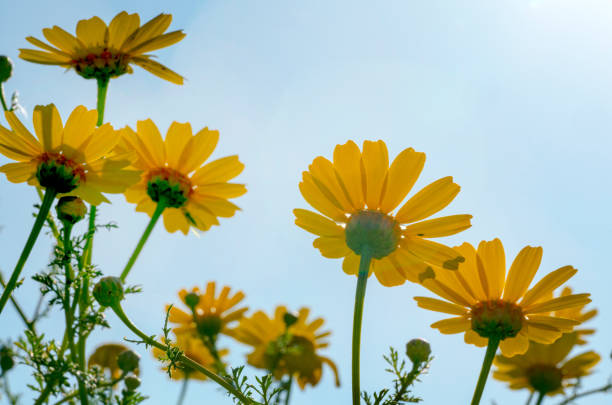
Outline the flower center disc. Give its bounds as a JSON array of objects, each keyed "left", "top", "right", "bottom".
[
  {"left": 345, "top": 210, "right": 401, "bottom": 259},
  {"left": 471, "top": 300, "right": 523, "bottom": 340},
  {"left": 72, "top": 50, "right": 130, "bottom": 80},
  {"left": 146, "top": 168, "right": 192, "bottom": 208},
  {"left": 526, "top": 364, "right": 563, "bottom": 394},
  {"left": 36, "top": 152, "right": 85, "bottom": 193}
]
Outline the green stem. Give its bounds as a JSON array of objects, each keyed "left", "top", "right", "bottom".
[
  {"left": 0, "top": 271, "right": 36, "bottom": 333},
  {"left": 176, "top": 375, "right": 189, "bottom": 405},
  {"left": 0, "top": 188, "right": 57, "bottom": 315},
  {"left": 0, "top": 83, "right": 9, "bottom": 112},
  {"left": 284, "top": 376, "right": 293, "bottom": 405},
  {"left": 34, "top": 380, "right": 56, "bottom": 405},
  {"left": 36, "top": 187, "right": 61, "bottom": 243},
  {"left": 526, "top": 391, "right": 534, "bottom": 405},
  {"left": 351, "top": 252, "right": 372, "bottom": 405},
  {"left": 111, "top": 303, "right": 258, "bottom": 405},
  {"left": 95, "top": 77, "right": 109, "bottom": 126},
  {"left": 557, "top": 383, "right": 612, "bottom": 405},
  {"left": 120, "top": 202, "right": 166, "bottom": 282},
  {"left": 535, "top": 391, "right": 545, "bottom": 405},
  {"left": 470, "top": 337, "right": 500, "bottom": 405}
]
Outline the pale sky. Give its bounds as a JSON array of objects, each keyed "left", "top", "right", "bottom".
[{"left": 1, "top": 1, "right": 611, "bottom": 404}]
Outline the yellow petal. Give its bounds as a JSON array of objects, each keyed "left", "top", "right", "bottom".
[
  {"left": 313, "top": 236, "right": 351, "bottom": 258},
  {"left": 309, "top": 156, "right": 353, "bottom": 212},
  {"left": 342, "top": 252, "right": 362, "bottom": 275},
  {"left": 453, "top": 242, "right": 487, "bottom": 301},
  {"left": 379, "top": 147, "right": 425, "bottom": 213},
  {"left": 524, "top": 294, "right": 591, "bottom": 315},
  {"left": 464, "top": 330, "right": 488, "bottom": 347},
  {"left": 477, "top": 238, "right": 506, "bottom": 300},
  {"left": 80, "top": 124, "right": 118, "bottom": 163},
  {"left": 422, "top": 278, "right": 472, "bottom": 307},
  {"left": 177, "top": 127, "right": 218, "bottom": 173},
  {"left": 333, "top": 140, "right": 365, "bottom": 210},
  {"left": 4, "top": 111, "right": 42, "bottom": 156},
  {"left": 196, "top": 183, "right": 246, "bottom": 199},
  {"left": 388, "top": 248, "right": 431, "bottom": 283},
  {"left": 123, "top": 13, "right": 172, "bottom": 50},
  {"left": 18, "top": 49, "right": 70, "bottom": 65},
  {"left": 33, "top": 104, "right": 62, "bottom": 152},
  {"left": 401, "top": 237, "right": 464, "bottom": 270},
  {"left": 42, "top": 26, "right": 82, "bottom": 53},
  {"left": 164, "top": 122, "right": 192, "bottom": 168},
  {"left": 108, "top": 12, "right": 140, "bottom": 49},
  {"left": 25, "top": 36, "right": 72, "bottom": 57},
  {"left": 561, "top": 352, "right": 601, "bottom": 377},
  {"left": 503, "top": 246, "right": 543, "bottom": 303},
  {"left": 299, "top": 172, "right": 347, "bottom": 222},
  {"left": 403, "top": 214, "right": 472, "bottom": 238},
  {"left": 191, "top": 156, "right": 244, "bottom": 184},
  {"left": 0, "top": 162, "right": 37, "bottom": 183},
  {"left": 520, "top": 266, "right": 577, "bottom": 308},
  {"left": 72, "top": 183, "right": 109, "bottom": 205},
  {"left": 414, "top": 297, "right": 468, "bottom": 316},
  {"left": 371, "top": 256, "right": 406, "bottom": 287},
  {"left": 525, "top": 323, "right": 562, "bottom": 344},
  {"left": 0, "top": 127, "right": 38, "bottom": 161},
  {"left": 76, "top": 16, "right": 108, "bottom": 48},
  {"left": 132, "top": 57, "right": 184, "bottom": 85},
  {"left": 395, "top": 176, "right": 460, "bottom": 224},
  {"left": 526, "top": 316, "right": 578, "bottom": 332},
  {"left": 62, "top": 106, "right": 98, "bottom": 154},
  {"left": 128, "top": 30, "right": 186, "bottom": 54},
  {"left": 293, "top": 208, "right": 344, "bottom": 237},
  {"left": 190, "top": 195, "right": 240, "bottom": 218},
  {"left": 187, "top": 204, "right": 220, "bottom": 231},
  {"left": 430, "top": 317, "right": 470, "bottom": 334},
  {"left": 136, "top": 119, "right": 166, "bottom": 167},
  {"left": 361, "top": 140, "right": 388, "bottom": 209},
  {"left": 499, "top": 334, "right": 529, "bottom": 357},
  {"left": 162, "top": 208, "right": 190, "bottom": 234}
]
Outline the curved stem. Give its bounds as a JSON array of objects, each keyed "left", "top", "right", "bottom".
[
  {"left": 535, "top": 391, "right": 545, "bottom": 405},
  {"left": 111, "top": 303, "right": 258, "bottom": 405},
  {"left": 470, "top": 337, "right": 500, "bottom": 405},
  {"left": 351, "top": 253, "right": 372, "bottom": 405},
  {"left": 95, "top": 77, "right": 109, "bottom": 126},
  {"left": 0, "top": 188, "right": 57, "bottom": 315},
  {"left": 0, "top": 83, "right": 9, "bottom": 112},
  {"left": 176, "top": 375, "right": 190, "bottom": 405},
  {"left": 120, "top": 202, "right": 166, "bottom": 282},
  {"left": 557, "top": 383, "right": 612, "bottom": 405}
]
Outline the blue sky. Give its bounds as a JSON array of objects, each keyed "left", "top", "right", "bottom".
[{"left": 1, "top": 0, "right": 611, "bottom": 404}]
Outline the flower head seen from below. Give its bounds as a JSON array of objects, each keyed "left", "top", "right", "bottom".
[
  {"left": 19, "top": 12, "right": 185, "bottom": 84},
  {"left": 88, "top": 343, "right": 131, "bottom": 380},
  {"left": 493, "top": 332, "right": 601, "bottom": 396},
  {"left": 152, "top": 332, "right": 227, "bottom": 381},
  {"left": 294, "top": 140, "right": 472, "bottom": 286},
  {"left": 167, "top": 281, "right": 248, "bottom": 338},
  {"left": 0, "top": 104, "right": 139, "bottom": 204},
  {"left": 414, "top": 239, "right": 592, "bottom": 356},
  {"left": 230, "top": 306, "right": 340, "bottom": 389},
  {"left": 120, "top": 120, "right": 246, "bottom": 234}
]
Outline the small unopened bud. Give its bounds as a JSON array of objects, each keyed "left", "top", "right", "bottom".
[
  {"left": 124, "top": 375, "right": 141, "bottom": 391},
  {"left": 406, "top": 338, "right": 431, "bottom": 365},
  {"left": 117, "top": 350, "right": 140, "bottom": 373},
  {"left": 0, "top": 56, "right": 13, "bottom": 83},
  {"left": 283, "top": 311, "right": 298, "bottom": 328},
  {"left": 56, "top": 196, "right": 87, "bottom": 225},
  {"left": 0, "top": 346, "right": 14, "bottom": 373},
  {"left": 184, "top": 292, "right": 200, "bottom": 309},
  {"left": 93, "top": 276, "right": 124, "bottom": 307}
]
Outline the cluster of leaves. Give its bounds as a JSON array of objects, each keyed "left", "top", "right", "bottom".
[{"left": 225, "top": 366, "right": 283, "bottom": 405}]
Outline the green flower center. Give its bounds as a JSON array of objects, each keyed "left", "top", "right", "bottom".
[
  {"left": 526, "top": 364, "right": 563, "bottom": 394},
  {"left": 72, "top": 50, "right": 130, "bottom": 81},
  {"left": 36, "top": 153, "right": 84, "bottom": 193},
  {"left": 146, "top": 168, "right": 192, "bottom": 208},
  {"left": 345, "top": 210, "right": 401, "bottom": 259},
  {"left": 471, "top": 300, "right": 523, "bottom": 340},
  {"left": 196, "top": 315, "right": 223, "bottom": 337}
]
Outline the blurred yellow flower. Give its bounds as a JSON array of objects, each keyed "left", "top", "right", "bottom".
[
  {"left": 88, "top": 343, "right": 129, "bottom": 379},
  {"left": 119, "top": 120, "right": 246, "bottom": 234},
  {"left": 294, "top": 140, "right": 471, "bottom": 286},
  {"left": 553, "top": 287, "right": 597, "bottom": 345},
  {"left": 493, "top": 332, "right": 600, "bottom": 396},
  {"left": 414, "top": 239, "right": 591, "bottom": 356},
  {"left": 167, "top": 281, "right": 248, "bottom": 337},
  {"left": 231, "top": 306, "right": 340, "bottom": 389},
  {"left": 0, "top": 104, "right": 139, "bottom": 204},
  {"left": 19, "top": 12, "right": 185, "bottom": 84},
  {"left": 152, "top": 333, "right": 227, "bottom": 381}
]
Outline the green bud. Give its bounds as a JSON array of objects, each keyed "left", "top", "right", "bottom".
[
  {"left": 93, "top": 276, "right": 124, "bottom": 307},
  {"left": 0, "top": 346, "right": 14, "bottom": 373},
  {"left": 117, "top": 350, "right": 140, "bottom": 373},
  {"left": 56, "top": 196, "right": 87, "bottom": 225},
  {"left": 184, "top": 292, "right": 200, "bottom": 309},
  {"left": 283, "top": 311, "right": 298, "bottom": 328},
  {"left": 124, "top": 375, "right": 141, "bottom": 391},
  {"left": 406, "top": 338, "right": 431, "bottom": 365},
  {"left": 0, "top": 56, "right": 13, "bottom": 83}
]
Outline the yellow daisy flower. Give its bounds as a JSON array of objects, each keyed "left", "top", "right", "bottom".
[
  {"left": 19, "top": 12, "right": 185, "bottom": 84},
  {"left": 230, "top": 306, "right": 340, "bottom": 389},
  {"left": 294, "top": 140, "right": 472, "bottom": 287},
  {"left": 414, "top": 239, "right": 591, "bottom": 357},
  {"left": 88, "top": 343, "right": 131, "bottom": 380},
  {"left": 167, "top": 281, "right": 248, "bottom": 337},
  {"left": 0, "top": 104, "right": 139, "bottom": 204},
  {"left": 493, "top": 332, "right": 601, "bottom": 397},
  {"left": 120, "top": 119, "right": 246, "bottom": 234},
  {"left": 152, "top": 332, "right": 227, "bottom": 381}
]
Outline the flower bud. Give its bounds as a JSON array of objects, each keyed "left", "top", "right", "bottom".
[
  {"left": 406, "top": 338, "right": 431, "bottom": 365},
  {"left": 283, "top": 311, "right": 298, "bottom": 328},
  {"left": 93, "top": 277, "right": 124, "bottom": 307},
  {"left": 56, "top": 196, "right": 87, "bottom": 225},
  {"left": 184, "top": 292, "right": 200, "bottom": 309},
  {"left": 124, "top": 375, "right": 141, "bottom": 391},
  {"left": 0, "top": 56, "right": 13, "bottom": 83},
  {"left": 0, "top": 345, "right": 14, "bottom": 373},
  {"left": 117, "top": 350, "right": 140, "bottom": 373}
]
